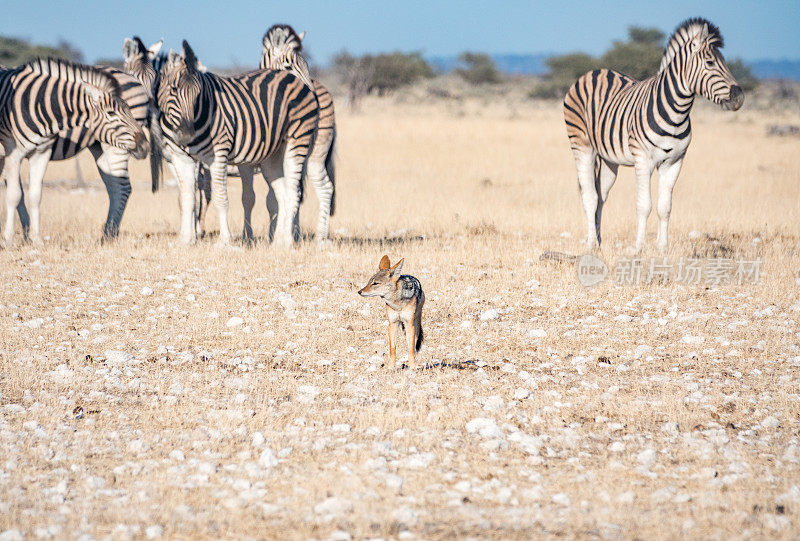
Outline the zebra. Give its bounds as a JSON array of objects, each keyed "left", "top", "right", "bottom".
[
  {"left": 123, "top": 36, "right": 218, "bottom": 238},
  {"left": 0, "top": 58, "right": 147, "bottom": 246},
  {"left": 3, "top": 59, "right": 155, "bottom": 242},
  {"left": 563, "top": 18, "right": 743, "bottom": 253},
  {"left": 155, "top": 40, "right": 320, "bottom": 246},
  {"left": 259, "top": 24, "right": 337, "bottom": 243}
]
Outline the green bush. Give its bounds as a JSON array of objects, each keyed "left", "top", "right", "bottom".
[
  {"left": 600, "top": 26, "right": 664, "bottom": 80},
  {"left": 455, "top": 52, "right": 501, "bottom": 85},
  {"left": 531, "top": 52, "right": 597, "bottom": 99},
  {"left": 727, "top": 58, "right": 758, "bottom": 92},
  {"left": 367, "top": 52, "right": 434, "bottom": 94},
  {"left": 0, "top": 36, "right": 70, "bottom": 67}
]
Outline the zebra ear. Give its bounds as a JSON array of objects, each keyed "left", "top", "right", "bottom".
[
  {"left": 182, "top": 40, "right": 198, "bottom": 72},
  {"left": 167, "top": 50, "right": 180, "bottom": 66},
  {"left": 298, "top": 31, "right": 306, "bottom": 41},
  {"left": 690, "top": 24, "right": 708, "bottom": 53},
  {"left": 122, "top": 39, "right": 138, "bottom": 61},
  {"left": 148, "top": 39, "right": 164, "bottom": 59}
]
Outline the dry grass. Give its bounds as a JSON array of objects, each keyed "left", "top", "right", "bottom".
[{"left": 1, "top": 96, "right": 799, "bottom": 540}]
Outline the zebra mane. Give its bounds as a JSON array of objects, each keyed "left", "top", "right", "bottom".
[
  {"left": 24, "top": 57, "right": 121, "bottom": 97},
  {"left": 263, "top": 24, "right": 303, "bottom": 52},
  {"left": 659, "top": 18, "right": 724, "bottom": 73}
]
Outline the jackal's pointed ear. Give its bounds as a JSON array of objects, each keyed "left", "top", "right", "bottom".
[
  {"left": 390, "top": 258, "right": 404, "bottom": 277},
  {"left": 378, "top": 255, "right": 391, "bottom": 270}
]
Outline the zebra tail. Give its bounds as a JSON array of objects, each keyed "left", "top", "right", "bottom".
[
  {"left": 298, "top": 94, "right": 321, "bottom": 206},
  {"left": 148, "top": 108, "right": 164, "bottom": 193},
  {"left": 326, "top": 127, "right": 336, "bottom": 216}
]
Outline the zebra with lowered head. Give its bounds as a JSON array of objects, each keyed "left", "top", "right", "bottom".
[
  {"left": 563, "top": 17, "right": 743, "bottom": 253},
  {"left": 0, "top": 58, "right": 147, "bottom": 246},
  {"left": 3, "top": 58, "right": 154, "bottom": 242},
  {"left": 260, "top": 24, "right": 337, "bottom": 243},
  {"left": 156, "top": 40, "right": 320, "bottom": 246}
]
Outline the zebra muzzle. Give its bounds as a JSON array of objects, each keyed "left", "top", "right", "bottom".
[
  {"left": 131, "top": 132, "right": 150, "bottom": 159},
  {"left": 723, "top": 85, "right": 744, "bottom": 111},
  {"left": 175, "top": 120, "right": 195, "bottom": 147}
]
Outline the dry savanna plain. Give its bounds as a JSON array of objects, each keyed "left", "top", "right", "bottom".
[{"left": 1, "top": 90, "right": 800, "bottom": 540}]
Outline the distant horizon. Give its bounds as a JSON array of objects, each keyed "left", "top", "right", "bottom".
[{"left": 2, "top": 1, "right": 798, "bottom": 68}]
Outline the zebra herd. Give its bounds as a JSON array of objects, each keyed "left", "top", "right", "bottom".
[{"left": 0, "top": 18, "right": 743, "bottom": 253}]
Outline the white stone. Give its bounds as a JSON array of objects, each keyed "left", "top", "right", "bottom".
[
  {"left": 226, "top": 317, "right": 244, "bottom": 328},
  {"left": 169, "top": 450, "right": 185, "bottom": 461},
  {"left": 761, "top": 416, "right": 780, "bottom": 429},
  {"left": 140, "top": 286, "right": 154, "bottom": 296},
  {"left": 637, "top": 449, "right": 657, "bottom": 466},
  {"left": 252, "top": 431, "right": 266, "bottom": 448},
  {"left": 466, "top": 417, "right": 502, "bottom": 439},
  {"left": 297, "top": 385, "right": 320, "bottom": 403},
  {"left": 552, "top": 493, "right": 571, "bottom": 506},
  {"left": 105, "top": 350, "right": 134, "bottom": 365},
  {"left": 314, "top": 497, "right": 353, "bottom": 516},
  {"left": 681, "top": 335, "right": 705, "bottom": 345},
  {"left": 480, "top": 309, "right": 500, "bottom": 321},
  {"left": 392, "top": 506, "right": 418, "bottom": 526},
  {"left": 23, "top": 318, "right": 45, "bottom": 329},
  {"left": 513, "top": 388, "right": 530, "bottom": 400},
  {"left": 617, "top": 491, "right": 636, "bottom": 504},
  {"left": 259, "top": 448, "right": 279, "bottom": 468},
  {"left": 527, "top": 328, "right": 547, "bottom": 338},
  {"left": 483, "top": 395, "right": 505, "bottom": 412},
  {"left": 609, "top": 441, "right": 625, "bottom": 453},
  {"left": 145, "top": 525, "right": 164, "bottom": 539}
]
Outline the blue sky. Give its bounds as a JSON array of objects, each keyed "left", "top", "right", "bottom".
[{"left": 3, "top": 1, "right": 798, "bottom": 67}]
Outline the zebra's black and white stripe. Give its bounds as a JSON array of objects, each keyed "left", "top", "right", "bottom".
[
  {"left": 4, "top": 56, "right": 154, "bottom": 241},
  {"left": 563, "top": 18, "right": 743, "bottom": 252},
  {"left": 260, "top": 24, "right": 337, "bottom": 242},
  {"left": 123, "top": 36, "right": 217, "bottom": 239},
  {"left": 156, "top": 40, "right": 320, "bottom": 246},
  {"left": 0, "top": 58, "right": 147, "bottom": 246}
]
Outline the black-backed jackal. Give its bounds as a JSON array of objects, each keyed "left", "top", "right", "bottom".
[{"left": 358, "top": 255, "right": 425, "bottom": 369}]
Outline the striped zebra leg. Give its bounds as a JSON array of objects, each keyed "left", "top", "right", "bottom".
[
  {"left": 209, "top": 156, "right": 232, "bottom": 246},
  {"left": 655, "top": 159, "right": 684, "bottom": 253},
  {"left": 572, "top": 149, "right": 600, "bottom": 249},
  {"left": 307, "top": 127, "right": 335, "bottom": 242},
  {"left": 634, "top": 162, "right": 655, "bottom": 253},
  {"left": 25, "top": 147, "right": 53, "bottom": 245},
  {"left": 90, "top": 144, "right": 132, "bottom": 240},
  {"left": 3, "top": 152, "right": 24, "bottom": 247},
  {"left": 595, "top": 159, "right": 619, "bottom": 247},
  {"left": 2, "top": 157, "right": 32, "bottom": 240},
  {"left": 277, "top": 148, "right": 304, "bottom": 247},
  {"left": 239, "top": 165, "right": 256, "bottom": 244},
  {"left": 261, "top": 150, "right": 284, "bottom": 244},
  {"left": 169, "top": 149, "right": 199, "bottom": 245},
  {"left": 196, "top": 164, "right": 212, "bottom": 237}
]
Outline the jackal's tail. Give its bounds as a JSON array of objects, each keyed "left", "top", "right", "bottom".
[{"left": 415, "top": 326, "right": 424, "bottom": 352}]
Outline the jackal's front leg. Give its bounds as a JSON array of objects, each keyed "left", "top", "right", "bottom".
[{"left": 386, "top": 320, "right": 397, "bottom": 368}]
